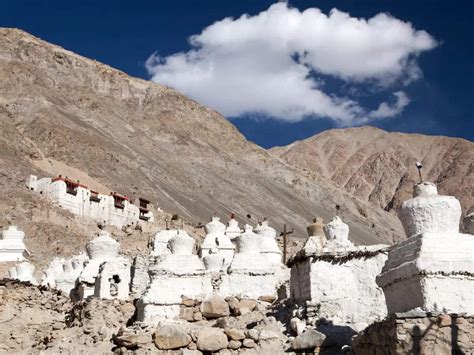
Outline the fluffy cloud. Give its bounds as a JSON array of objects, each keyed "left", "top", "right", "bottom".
[{"left": 146, "top": 3, "right": 436, "bottom": 124}]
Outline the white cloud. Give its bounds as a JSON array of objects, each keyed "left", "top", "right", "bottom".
[
  {"left": 146, "top": 3, "right": 436, "bottom": 124},
  {"left": 367, "top": 91, "right": 410, "bottom": 120}
]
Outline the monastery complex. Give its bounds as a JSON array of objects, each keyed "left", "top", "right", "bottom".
[
  {"left": 27, "top": 174, "right": 154, "bottom": 227},
  {"left": 1, "top": 178, "right": 473, "bottom": 353}
]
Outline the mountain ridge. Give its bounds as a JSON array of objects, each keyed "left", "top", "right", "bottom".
[{"left": 271, "top": 125, "right": 473, "bottom": 215}]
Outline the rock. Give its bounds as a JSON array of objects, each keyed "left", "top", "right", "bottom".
[
  {"left": 236, "top": 299, "right": 257, "bottom": 315},
  {"left": 215, "top": 317, "right": 231, "bottom": 329},
  {"left": 52, "top": 322, "right": 65, "bottom": 330},
  {"left": 188, "top": 342, "right": 197, "bottom": 350},
  {"left": 438, "top": 314, "right": 452, "bottom": 327},
  {"left": 113, "top": 333, "right": 152, "bottom": 349},
  {"left": 193, "top": 312, "right": 203, "bottom": 321},
  {"left": 181, "top": 350, "right": 202, "bottom": 355},
  {"left": 290, "top": 317, "right": 307, "bottom": 335},
  {"left": 200, "top": 296, "right": 230, "bottom": 319},
  {"left": 226, "top": 297, "right": 239, "bottom": 315},
  {"left": 182, "top": 296, "right": 196, "bottom": 307},
  {"left": 258, "top": 295, "right": 276, "bottom": 303},
  {"left": 153, "top": 325, "right": 192, "bottom": 350},
  {"left": 243, "top": 339, "right": 256, "bottom": 348},
  {"left": 246, "top": 329, "right": 259, "bottom": 341},
  {"left": 258, "top": 329, "right": 279, "bottom": 340},
  {"left": 225, "top": 328, "right": 245, "bottom": 341},
  {"left": 291, "top": 329, "right": 326, "bottom": 350},
  {"left": 180, "top": 307, "right": 195, "bottom": 321},
  {"left": 119, "top": 302, "right": 135, "bottom": 315},
  {"left": 196, "top": 327, "right": 228, "bottom": 352},
  {"left": 228, "top": 340, "right": 241, "bottom": 349}
]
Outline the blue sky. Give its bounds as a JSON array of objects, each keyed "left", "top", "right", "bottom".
[{"left": 1, "top": 0, "right": 472, "bottom": 147}]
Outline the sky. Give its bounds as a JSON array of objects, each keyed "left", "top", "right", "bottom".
[{"left": 1, "top": 0, "right": 473, "bottom": 148}]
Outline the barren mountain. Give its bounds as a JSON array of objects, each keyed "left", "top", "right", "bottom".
[
  {"left": 0, "top": 27, "right": 408, "bottom": 269},
  {"left": 271, "top": 126, "right": 473, "bottom": 218}
]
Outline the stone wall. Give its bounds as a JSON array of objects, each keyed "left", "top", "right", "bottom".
[{"left": 353, "top": 312, "right": 474, "bottom": 354}]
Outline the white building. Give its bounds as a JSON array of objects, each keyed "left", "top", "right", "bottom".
[
  {"left": 27, "top": 174, "right": 153, "bottom": 228},
  {"left": 290, "top": 216, "right": 389, "bottom": 332},
  {"left": 377, "top": 182, "right": 474, "bottom": 314},
  {"left": 0, "top": 226, "right": 30, "bottom": 262}
]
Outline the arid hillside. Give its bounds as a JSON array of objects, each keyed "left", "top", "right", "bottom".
[
  {"left": 271, "top": 126, "right": 473, "bottom": 216},
  {"left": 2, "top": 28, "right": 462, "bottom": 267}
]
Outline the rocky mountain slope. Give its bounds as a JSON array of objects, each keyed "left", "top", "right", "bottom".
[
  {"left": 0, "top": 27, "right": 406, "bottom": 259},
  {"left": 271, "top": 126, "right": 473, "bottom": 216}
]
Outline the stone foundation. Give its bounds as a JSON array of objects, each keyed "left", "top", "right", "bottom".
[{"left": 353, "top": 312, "right": 474, "bottom": 354}]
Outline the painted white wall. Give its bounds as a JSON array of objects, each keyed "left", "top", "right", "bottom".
[
  {"left": 27, "top": 175, "right": 153, "bottom": 228},
  {"left": 0, "top": 226, "right": 29, "bottom": 262}
]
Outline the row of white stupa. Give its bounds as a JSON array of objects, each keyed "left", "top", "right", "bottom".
[
  {"left": 3, "top": 182, "right": 473, "bottom": 324},
  {"left": 289, "top": 181, "right": 473, "bottom": 335},
  {"left": 3, "top": 217, "right": 288, "bottom": 307}
]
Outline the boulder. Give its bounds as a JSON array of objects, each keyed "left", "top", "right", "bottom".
[
  {"left": 181, "top": 296, "right": 196, "bottom": 307},
  {"left": 200, "top": 295, "right": 230, "bottom": 318},
  {"left": 258, "top": 295, "right": 276, "bottom": 303},
  {"left": 291, "top": 329, "right": 326, "bottom": 350},
  {"left": 235, "top": 299, "right": 257, "bottom": 315},
  {"left": 196, "top": 327, "right": 228, "bottom": 352},
  {"left": 180, "top": 307, "right": 195, "bottom": 321},
  {"left": 113, "top": 333, "right": 152, "bottom": 349},
  {"left": 226, "top": 296, "right": 239, "bottom": 314},
  {"left": 153, "top": 325, "right": 191, "bottom": 350},
  {"left": 228, "top": 340, "right": 241, "bottom": 349},
  {"left": 225, "top": 328, "right": 245, "bottom": 341},
  {"left": 243, "top": 339, "right": 256, "bottom": 348},
  {"left": 246, "top": 329, "right": 259, "bottom": 341}
]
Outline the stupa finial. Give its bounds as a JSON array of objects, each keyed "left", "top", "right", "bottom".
[{"left": 416, "top": 161, "right": 423, "bottom": 183}]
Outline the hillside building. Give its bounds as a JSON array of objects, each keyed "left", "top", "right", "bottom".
[{"left": 27, "top": 174, "right": 153, "bottom": 228}]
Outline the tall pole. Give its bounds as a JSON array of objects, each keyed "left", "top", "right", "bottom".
[{"left": 283, "top": 224, "right": 287, "bottom": 264}]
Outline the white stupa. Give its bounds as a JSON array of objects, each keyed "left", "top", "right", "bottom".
[{"left": 377, "top": 182, "right": 473, "bottom": 314}]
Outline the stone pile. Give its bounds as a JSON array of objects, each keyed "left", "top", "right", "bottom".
[
  {"left": 0, "top": 279, "right": 72, "bottom": 352},
  {"left": 114, "top": 293, "right": 288, "bottom": 354}
]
